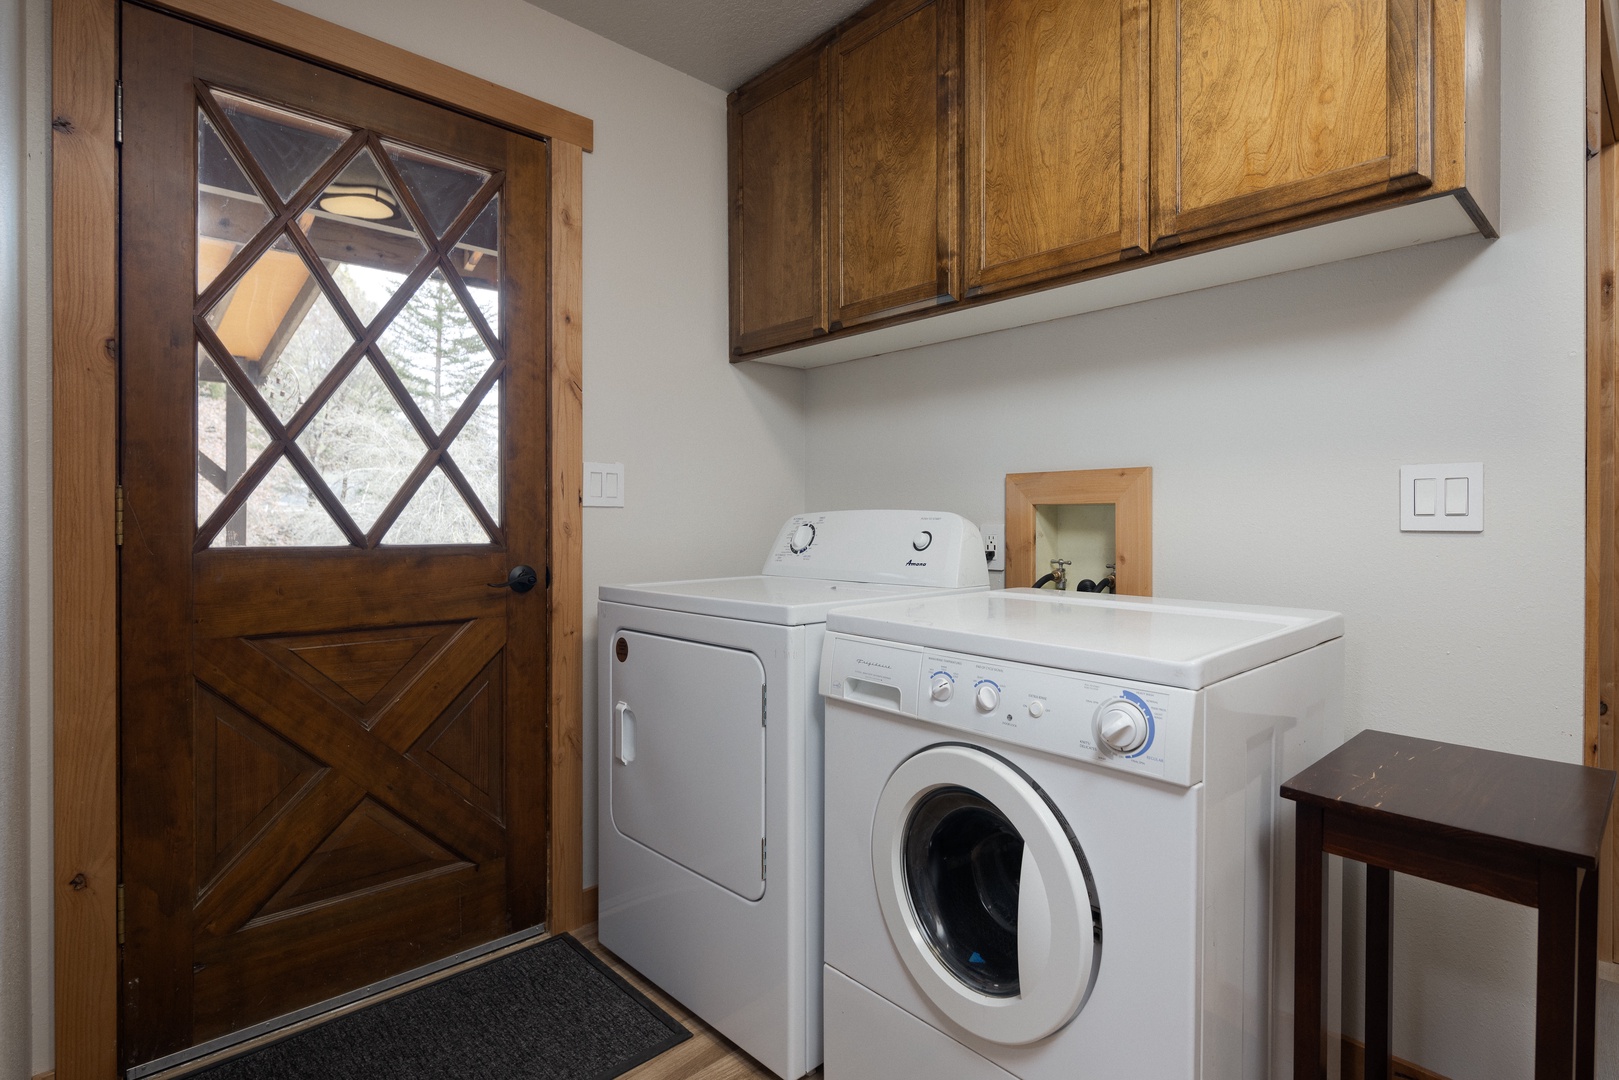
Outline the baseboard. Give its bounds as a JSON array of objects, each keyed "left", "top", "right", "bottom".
[
  {"left": 34, "top": 1071, "right": 55, "bottom": 1080},
  {"left": 582, "top": 885, "right": 598, "bottom": 925},
  {"left": 1342, "top": 1036, "right": 1453, "bottom": 1080}
]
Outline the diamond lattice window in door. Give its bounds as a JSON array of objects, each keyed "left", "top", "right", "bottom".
[
  {"left": 384, "top": 466, "right": 490, "bottom": 545},
  {"left": 384, "top": 141, "right": 490, "bottom": 240},
  {"left": 296, "top": 358, "right": 428, "bottom": 535},
  {"left": 197, "top": 110, "right": 272, "bottom": 295},
  {"left": 214, "top": 90, "right": 350, "bottom": 205},
  {"left": 299, "top": 146, "right": 430, "bottom": 324}
]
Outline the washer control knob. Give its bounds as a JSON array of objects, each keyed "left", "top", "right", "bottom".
[
  {"left": 1097, "top": 699, "right": 1149, "bottom": 755},
  {"left": 1027, "top": 700, "right": 1045, "bottom": 719},
  {"left": 789, "top": 523, "right": 816, "bottom": 554},
  {"left": 912, "top": 530, "right": 933, "bottom": 552},
  {"left": 930, "top": 675, "right": 954, "bottom": 702},
  {"left": 975, "top": 683, "right": 1000, "bottom": 713}
]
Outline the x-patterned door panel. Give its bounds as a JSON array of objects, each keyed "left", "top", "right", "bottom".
[{"left": 119, "top": 6, "right": 551, "bottom": 1065}]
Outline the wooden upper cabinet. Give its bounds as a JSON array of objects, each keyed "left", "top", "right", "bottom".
[
  {"left": 827, "top": 0, "right": 961, "bottom": 329},
  {"left": 730, "top": 51, "right": 828, "bottom": 354},
  {"left": 965, "top": 0, "right": 1150, "bottom": 296},
  {"left": 1152, "top": 0, "right": 1435, "bottom": 247}
]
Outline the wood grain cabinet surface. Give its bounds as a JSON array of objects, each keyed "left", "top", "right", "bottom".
[
  {"left": 966, "top": 0, "right": 1149, "bottom": 295},
  {"left": 729, "top": 51, "right": 829, "bottom": 354},
  {"left": 1152, "top": 0, "right": 1434, "bottom": 248},
  {"left": 729, "top": 0, "right": 1496, "bottom": 365},
  {"left": 828, "top": 0, "right": 961, "bottom": 329}
]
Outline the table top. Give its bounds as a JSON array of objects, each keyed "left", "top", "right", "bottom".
[{"left": 1281, "top": 730, "right": 1617, "bottom": 868}]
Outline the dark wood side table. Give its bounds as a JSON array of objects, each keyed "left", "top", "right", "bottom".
[{"left": 1281, "top": 730, "right": 1616, "bottom": 1080}]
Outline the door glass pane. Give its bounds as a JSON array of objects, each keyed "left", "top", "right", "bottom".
[
  {"left": 213, "top": 456, "right": 348, "bottom": 548},
  {"left": 452, "top": 194, "right": 500, "bottom": 336},
  {"left": 198, "top": 110, "right": 272, "bottom": 295},
  {"left": 452, "top": 385, "right": 501, "bottom": 524},
  {"left": 296, "top": 358, "right": 426, "bottom": 533},
  {"left": 299, "top": 146, "right": 428, "bottom": 324},
  {"left": 383, "top": 141, "right": 489, "bottom": 239},
  {"left": 203, "top": 242, "right": 357, "bottom": 425},
  {"left": 383, "top": 466, "right": 490, "bottom": 545},
  {"left": 903, "top": 787, "right": 1024, "bottom": 998},
  {"left": 377, "top": 269, "right": 497, "bottom": 433},
  {"left": 197, "top": 348, "right": 273, "bottom": 532},
  {"left": 214, "top": 90, "right": 350, "bottom": 205}
]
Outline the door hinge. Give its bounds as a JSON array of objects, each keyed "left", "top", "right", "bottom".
[
  {"left": 115, "top": 483, "right": 124, "bottom": 547},
  {"left": 761, "top": 838, "right": 767, "bottom": 879},
  {"left": 761, "top": 686, "right": 767, "bottom": 726},
  {"left": 115, "top": 81, "right": 123, "bottom": 147},
  {"left": 116, "top": 883, "right": 125, "bottom": 946}
]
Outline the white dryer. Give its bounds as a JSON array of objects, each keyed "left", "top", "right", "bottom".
[
  {"left": 819, "top": 590, "right": 1344, "bottom": 1080},
  {"left": 597, "top": 510, "right": 989, "bottom": 1079}
]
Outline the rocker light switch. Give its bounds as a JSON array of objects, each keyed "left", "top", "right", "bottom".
[
  {"left": 1401, "top": 463, "right": 1482, "bottom": 532},
  {"left": 583, "top": 462, "right": 625, "bottom": 507}
]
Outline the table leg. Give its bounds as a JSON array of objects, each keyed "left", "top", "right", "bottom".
[
  {"left": 1295, "top": 804, "right": 1326, "bottom": 1080},
  {"left": 1366, "top": 865, "right": 1393, "bottom": 1080},
  {"left": 1536, "top": 862, "right": 1577, "bottom": 1080},
  {"left": 1576, "top": 867, "right": 1598, "bottom": 1080}
]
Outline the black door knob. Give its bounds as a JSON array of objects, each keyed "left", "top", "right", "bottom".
[{"left": 489, "top": 565, "right": 539, "bottom": 594}]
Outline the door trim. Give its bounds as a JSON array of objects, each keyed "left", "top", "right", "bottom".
[{"left": 50, "top": 1, "right": 590, "bottom": 1075}]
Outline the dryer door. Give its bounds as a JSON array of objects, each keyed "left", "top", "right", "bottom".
[
  {"left": 871, "top": 744, "right": 1101, "bottom": 1046},
  {"left": 609, "top": 630, "right": 766, "bottom": 901}
]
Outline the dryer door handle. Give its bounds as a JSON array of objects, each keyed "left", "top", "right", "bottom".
[
  {"left": 1017, "top": 848, "right": 1051, "bottom": 996},
  {"left": 614, "top": 701, "right": 636, "bottom": 764}
]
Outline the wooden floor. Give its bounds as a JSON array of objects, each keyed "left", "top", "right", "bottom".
[{"left": 573, "top": 924, "right": 813, "bottom": 1080}]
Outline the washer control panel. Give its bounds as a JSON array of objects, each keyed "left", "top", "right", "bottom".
[{"left": 822, "top": 633, "right": 1202, "bottom": 786}]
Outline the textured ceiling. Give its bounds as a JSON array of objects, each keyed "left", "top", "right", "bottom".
[{"left": 522, "top": 0, "right": 873, "bottom": 90}]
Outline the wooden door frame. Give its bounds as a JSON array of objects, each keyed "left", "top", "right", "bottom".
[
  {"left": 1589, "top": 0, "right": 1619, "bottom": 972},
  {"left": 51, "top": 1, "right": 591, "bottom": 1075}
]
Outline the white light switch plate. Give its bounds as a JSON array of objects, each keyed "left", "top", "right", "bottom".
[
  {"left": 982, "top": 523, "right": 1006, "bottom": 572},
  {"left": 583, "top": 462, "right": 625, "bottom": 507},
  {"left": 1400, "top": 463, "right": 1482, "bottom": 532}
]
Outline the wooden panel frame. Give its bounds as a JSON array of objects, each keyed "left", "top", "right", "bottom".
[
  {"left": 1589, "top": 0, "right": 1619, "bottom": 969},
  {"left": 51, "top": 0, "right": 589, "bottom": 1074},
  {"left": 1004, "top": 468, "right": 1152, "bottom": 594}
]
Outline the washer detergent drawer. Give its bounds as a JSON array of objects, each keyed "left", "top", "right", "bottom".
[{"left": 608, "top": 630, "right": 766, "bottom": 901}]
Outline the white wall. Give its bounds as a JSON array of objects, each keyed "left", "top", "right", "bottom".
[
  {"left": 17, "top": 0, "right": 807, "bottom": 1068},
  {"left": 802, "top": 2, "right": 1582, "bottom": 1077}
]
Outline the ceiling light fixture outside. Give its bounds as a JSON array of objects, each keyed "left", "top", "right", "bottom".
[{"left": 318, "top": 184, "right": 397, "bottom": 221}]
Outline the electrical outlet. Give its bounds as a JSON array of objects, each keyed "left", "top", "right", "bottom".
[{"left": 982, "top": 523, "right": 1006, "bottom": 572}]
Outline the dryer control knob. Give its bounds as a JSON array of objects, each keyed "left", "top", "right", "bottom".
[
  {"left": 912, "top": 530, "right": 933, "bottom": 551},
  {"left": 789, "top": 523, "right": 816, "bottom": 554},
  {"left": 930, "top": 675, "right": 954, "bottom": 702},
  {"left": 975, "top": 683, "right": 1000, "bottom": 712},
  {"left": 1097, "top": 700, "right": 1149, "bottom": 754}
]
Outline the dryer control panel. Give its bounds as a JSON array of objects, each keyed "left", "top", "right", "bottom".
[
  {"left": 763, "top": 510, "right": 989, "bottom": 590},
  {"left": 821, "top": 632, "right": 1203, "bottom": 787}
]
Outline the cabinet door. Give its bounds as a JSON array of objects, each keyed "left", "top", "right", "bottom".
[
  {"left": 965, "top": 0, "right": 1150, "bottom": 296},
  {"left": 730, "top": 52, "right": 829, "bottom": 355},
  {"left": 828, "top": 0, "right": 961, "bottom": 329},
  {"left": 1153, "top": 0, "right": 1434, "bottom": 247}
]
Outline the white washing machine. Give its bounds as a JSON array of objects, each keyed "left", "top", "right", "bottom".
[
  {"left": 820, "top": 590, "right": 1344, "bottom": 1080},
  {"left": 597, "top": 510, "right": 990, "bottom": 1079}
]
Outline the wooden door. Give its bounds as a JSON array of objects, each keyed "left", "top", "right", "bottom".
[
  {"left": 827, "top": 0, "right": 961, "bottom": 329},
  {"left": 964, "top": 0, "right": 1150, "bottom": 296},
  {"left": 1152, "top": 0, "right": 1434, "bottom": 248},
  {"left": 729, "top": 49, "right": 829, "bottom": 355},
  {"left": 118, "top": 6, "right": 551, "bottom": 1066}
]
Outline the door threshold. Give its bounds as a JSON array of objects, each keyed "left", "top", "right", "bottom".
[{"left": 128, "top": 923, "right": 550, "bottom": 1080}]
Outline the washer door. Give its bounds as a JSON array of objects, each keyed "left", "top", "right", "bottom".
[{"left": 871, "top": 744, "right": 1101, "bottom": 1046}]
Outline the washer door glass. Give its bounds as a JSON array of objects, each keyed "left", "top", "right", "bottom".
[
  {"left": 904, "top": 788, "right": 1024, "bottom": 997},
  {"left": 871, "top": 744, "right": 1101, "bottom": 1046}
]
